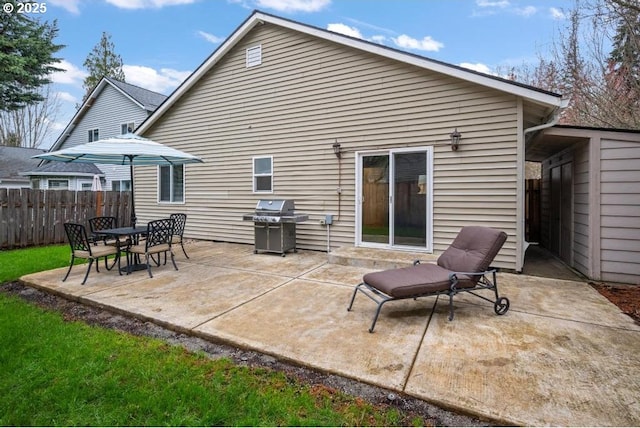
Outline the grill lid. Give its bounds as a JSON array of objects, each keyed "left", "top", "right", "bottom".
[{"left": 255, "top": 199, "right": 294, "bottom": 215}]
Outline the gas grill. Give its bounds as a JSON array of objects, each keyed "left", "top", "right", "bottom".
[{"left": 242, "top": 199, "right": 308, "bottom": 256}]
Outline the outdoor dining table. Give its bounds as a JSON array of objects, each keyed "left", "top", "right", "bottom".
[{"left": 98, "top": 225, "right": 149, "bottom": 272}]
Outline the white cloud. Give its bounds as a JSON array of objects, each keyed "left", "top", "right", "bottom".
[
  {"left": 57, "top": 91, "right": 78, "bottom": 104},
  {"left": 476, "top": 0, "right": 509, "bottom": 7},
  {"left": 105, "top": 0, "right": 197, "bottom": 9},
  {"left": 122, "top": 65, "right": 191, "bottom": 93},
  {"left": 50, "top": 60, "right": 88, "bottom": 86},
  {"left": 49, "top": 119, "right": 68, "bottom": 132},
  {"left": 515, "top": 6, "right": 537, "bottom": 17},
  {"left": 254, "top": 0, "right": 330, "bottom": 13},
  {"left": 49, "top": 0, "right": 81, "bottom": 13},
  {"left": 459, "top": 62, "right": 493, "bottom": 74},
  {"left": 198, "top": 31, "right": 224, "bottom": 44},
  {"left": 327, "top": 23, "right": 363, "bottom": 39},
  {"left": 393, "top": 34, "right": 444, "bottom": 52},
  {"left": 550, "top": 7, "right": 566, "bottom": 20}
]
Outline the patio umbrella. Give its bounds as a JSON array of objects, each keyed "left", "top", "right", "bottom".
[
  {"left": 91, "top": 174, "right": 102, "bottom": 191},
  {"left": 34, "top": 134, "right": 203, "bottom": 226}
]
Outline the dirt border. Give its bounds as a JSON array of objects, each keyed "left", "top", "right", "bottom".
[
  {"left": 590, "top": 281, "right": 640, "bottom": 324},
  {"left": 1, "top": 281, "right": 493, "bottom": 427}
]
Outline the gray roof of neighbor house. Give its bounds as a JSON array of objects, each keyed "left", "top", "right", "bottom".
[
  {"left": 105, "top": 77, "right": 167, "bottom": 112},
  {"left": 22, "top": 161, "right": 104, "bottom": 177},
  {"left": 0, "top": 146, "right": 45, "bottom": 182}
]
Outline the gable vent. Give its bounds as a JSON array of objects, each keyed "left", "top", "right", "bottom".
[{"left": 246, "top": 45, "right": 262, "bottom": 68}]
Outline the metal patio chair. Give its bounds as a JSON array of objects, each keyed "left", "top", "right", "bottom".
[
  {"left": 170, "top": 213, "right": 189, "bottom": 258},
  {"left": 348, "top": 226, "right": 510, "bottom": 332},
  {"left": 88, "top": 216, "right": 119, "bottom": 246},
  {"left": 63, "top": 222, "right": 121, "bottom": 285},
  {"left": 127, "top": 218, "right": 178, "bottom": 278}
]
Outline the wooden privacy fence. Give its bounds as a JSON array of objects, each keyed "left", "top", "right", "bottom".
[{"left": 0, "top": 188, "right": 132, "bottom": 249}]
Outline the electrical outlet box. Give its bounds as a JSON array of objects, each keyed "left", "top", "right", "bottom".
[{"left": 325, "top": 214, "right": 334, "bottom": 225}]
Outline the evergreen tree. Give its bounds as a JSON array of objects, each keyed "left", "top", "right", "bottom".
[
  {"left": 0, "top": 0, "right": 63, "bottom": 112},
  {"left": 605, "top": 3, "right": 640, "bottom": 126},
  {"left": 608, "top": 5, "right": 640, "bottom": 87},
  {"left": 82, "top": 32, "right": 125, "bottom": 98}
]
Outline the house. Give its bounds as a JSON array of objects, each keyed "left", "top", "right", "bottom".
[
  {"left": 0, "top": 146, "right": 45, "bottom": 189},
  {"left": 25, "top": 77, "right": 167, "bottom": 191},
  {"left": 131, "top": 10, "right": 573, "bottom": 275},
  {"left": 529, "top": 125, "right": 640, "bottom": 284}
]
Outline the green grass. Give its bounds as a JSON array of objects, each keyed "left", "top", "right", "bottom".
[
  {"left": 0, "top": 244, "right": 72, "bottom": 283},
  {"left": 0, "top": 246, "right": 425, "bottom": 426}
]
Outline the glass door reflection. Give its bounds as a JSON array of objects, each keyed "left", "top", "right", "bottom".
[{"left": 361, "top": 154, "right": 389, "bottom": 244}]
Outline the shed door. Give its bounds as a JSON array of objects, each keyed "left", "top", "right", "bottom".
[{"left": 549, "top": 162, "right": 573, "bottom": 265}]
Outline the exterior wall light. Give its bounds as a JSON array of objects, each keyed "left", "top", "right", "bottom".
[
  {"left": 332, "top": 140, "right": 342, "bottom": 159},
  {"left": 450, "top": 128, "right": 462, "bottom": 151}
]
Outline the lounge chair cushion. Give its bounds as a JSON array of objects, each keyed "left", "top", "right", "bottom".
[
  {"left": 363, "top": 263, "right": 474, "bottom": 298},
  {"left": 437, "top": 226, "right": 507, "bottom": 274}
]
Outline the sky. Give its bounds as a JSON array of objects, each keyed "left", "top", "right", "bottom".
[{"left": 33, "top": 0, "right": 572, "bottom": 147}]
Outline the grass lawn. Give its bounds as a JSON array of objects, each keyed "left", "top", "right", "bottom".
[
  {"left": 0, "top": 246, "right": 424, "bottom": 426},
  {"left": 0, "top": 244, "right": 71, "bottom": 283}
]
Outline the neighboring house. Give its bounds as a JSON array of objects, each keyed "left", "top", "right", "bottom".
[
  {"left": 132, "top": 10, "right": 568, "bottom": 274},
  {"left": 0, "top": 146, "right": 45, "bottom": 189},
  {"left": 529, "top": 125, "right": 640, "bottom": 284},
  {"left": 25, "top": 77, "right": 167, "bottom": 191}
]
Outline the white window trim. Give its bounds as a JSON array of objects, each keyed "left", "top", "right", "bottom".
[
  {"left": 112, "top": 179, "right": 131, "bottom": 192},
  {"left": 48, "top": 179, "right": 69, "bottom": 190},
  {"left": 121, "top": 122, "right": 135, "bottom": 134},
  {"left": 252, "top": 155, "right": 273, "bottom": 193},
  {"left": 157, "top": 164, "right": 186, "bottom": 204},
  {"left": 88, "top": 128, "right": 99, "bottom": 142}
]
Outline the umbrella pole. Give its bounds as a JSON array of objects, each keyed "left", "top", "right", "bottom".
[
  {"left": 96, "top": 191, "right": 103, "bottom": 217},
  {"left": 129, "top": 157, "right": 136, "bottom": 227}
]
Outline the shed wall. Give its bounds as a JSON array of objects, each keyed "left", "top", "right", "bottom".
[{"left": 600, "top": 138, "right": 640, "bottom": 284}]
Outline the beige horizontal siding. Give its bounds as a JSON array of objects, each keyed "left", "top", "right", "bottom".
[{"left": 138, "top": 23, "right": 521, "bottom": 269}]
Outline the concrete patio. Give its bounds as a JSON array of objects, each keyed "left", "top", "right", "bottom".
[{"left": 20, "top": 240, "right": 640, "bottom": 426}]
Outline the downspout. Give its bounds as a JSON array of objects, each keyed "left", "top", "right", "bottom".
[{"left": 518, "top": 98, "right": 569, "bottom": 272}]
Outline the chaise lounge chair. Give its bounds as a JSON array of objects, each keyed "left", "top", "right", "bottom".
[{"left": 348, "top": 226, "right": 510, "bottom": 332}]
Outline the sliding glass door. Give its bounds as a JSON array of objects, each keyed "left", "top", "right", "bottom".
[{"left": 357, "top": 148, "right": 432, "bottom": 250}]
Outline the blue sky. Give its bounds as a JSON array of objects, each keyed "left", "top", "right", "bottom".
[{"left": 41, "top": 0, "right": 572, "bottom": 146}]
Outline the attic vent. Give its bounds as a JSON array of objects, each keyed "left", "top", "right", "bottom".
[{"left": 246, "top": 45, "right": 262, "bottom": 68}]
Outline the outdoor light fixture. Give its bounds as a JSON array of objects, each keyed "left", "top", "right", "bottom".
[
  {"left": 450, "top": 128, "right": 462, "bottom": 151},
  {"left": 332, "top": 140, "right": 342, "bottom": 159}
]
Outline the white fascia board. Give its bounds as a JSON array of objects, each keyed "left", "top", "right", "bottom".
[{"left": 20, "top": 171, "right": 103, "bottom": 178}]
